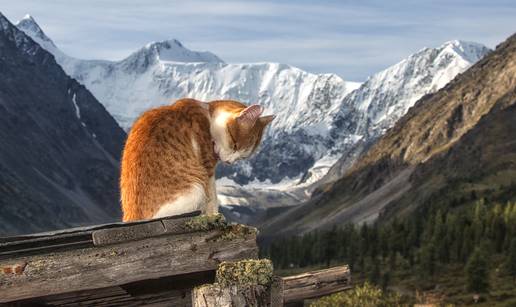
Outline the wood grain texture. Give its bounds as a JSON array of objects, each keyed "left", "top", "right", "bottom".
[
  {"left": 192, "top": 284, "right": 270, "bottom": 307},
  {"left": 0, "top": 211, "right": 201, "bottom": 259},
  {"left": 281, "top": 265, "right": 351, "bottom": 303},
  {"left": 0, "top": 224, "right": 257, "bottom": 303},
  {"left": 15, "top": 270, "right": 216, "bottom": 306},
  {"left": 30, "top": 287, "right": 190, "bottom": 307}
]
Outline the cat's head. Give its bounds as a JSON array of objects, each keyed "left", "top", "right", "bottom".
[{"left": 209, "top": 100, "right": 274, "bottom": 164}]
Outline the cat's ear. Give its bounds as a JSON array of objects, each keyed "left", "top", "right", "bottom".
[
  {"left": 259, "top": 115, "right": 275, "bottom": 126},
  {"left": 236, "top": 104, "right": 263, "bottom": 126}
]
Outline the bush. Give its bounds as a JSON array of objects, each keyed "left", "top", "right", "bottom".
[{"left": 310, "top": 282, "right": 404, "bottom": 307}]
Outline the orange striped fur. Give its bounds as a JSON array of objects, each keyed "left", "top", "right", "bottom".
[{"left": 120, "top": 98, "right": 274, "bottom": 222}]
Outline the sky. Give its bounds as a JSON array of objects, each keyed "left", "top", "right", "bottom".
[{"left": 1, "top": 0, "right": 515, "bottom": 81}]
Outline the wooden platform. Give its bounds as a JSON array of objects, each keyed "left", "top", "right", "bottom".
[{"left": 0, "top": 213, "right": 258, "bottom": 306}]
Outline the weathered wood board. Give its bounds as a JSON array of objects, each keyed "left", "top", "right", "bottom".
[
  {"left": 0, "top": 214, "right": 258, "bottom": 304},
  {"left": 281, "top": 265, "right": 351, "bottom": 303}
]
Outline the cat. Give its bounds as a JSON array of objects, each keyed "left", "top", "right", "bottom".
[{"left": 120, "top": 98, "right": 274, "bottom": 222}]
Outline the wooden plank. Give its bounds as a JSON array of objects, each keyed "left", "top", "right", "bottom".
[
  {"left": 38, "top": 286, "right": 130, "bottom": 305},
  {"left": 0, "top": 224, "right": 257, "bottom": 303},
  {"left": 281, "top": 265, "right": 351, "bottom": 303},
  {"left": 0, "top": 233, "right": 94, "bottom": 260},
  {"left": 192, "top": 259, "right": 274, "bottom": 307},
  {"left": 270, "top": 276, "right": 284, "bottom": 307},
  {"left": 161, "top": 217, "right": 191, "bottom": 234},
  {"left": 92, "top": 221, "right": 166, "bottom": 246},
  {"left": 25, "top": 286, "right": 192, "bottom": 306},
  {"left": 0, "top": 211, "right": 201, "bottom": 259},
  {"left": 192, "top": 284, "right": 270, "bottom": 307}
]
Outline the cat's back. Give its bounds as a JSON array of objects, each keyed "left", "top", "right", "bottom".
[
  {"left": 128, "top": 98, "right": 207, "bottom": 143},
  {"left": 120, "top": 99, "right": 211, "bottom": 221}
]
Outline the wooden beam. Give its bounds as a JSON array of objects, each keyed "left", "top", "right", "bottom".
[
  {"left": 0, "top": 211, "right": 201, "bottom": 260},
  {"left": 192, "top": 284, "right": 271, "bottom": 307},
  {"left": 281, "top": 265, "right": 351, "bottom": 303},
  {"left": 19, "top": 270, "right": 216, "bottom": 306},
  {"left": 192, "top": 259, "right": 275, "bottom": 307},
  {"left": 0, "top": 219, "right": 258, "bottom": 303}
]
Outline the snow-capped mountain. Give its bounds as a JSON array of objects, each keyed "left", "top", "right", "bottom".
[
  {"left": 225, "top": 40, "right": 491, "bottom": 225},
  {"left": 16, "top": 15, "right": 490, "bottom": 211},
  {"left": 312, "top": 40, "right": 492, "bottom": 186},
  {"left": 15, "top": 15, "right": 361, "bottom": 185},
  {"left": 330, "top": 40, "right": 491, "bottom": 145}
]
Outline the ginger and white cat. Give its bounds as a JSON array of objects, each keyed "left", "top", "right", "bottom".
[{"left": 120, "top": 98, "right": 274, "bottom": 222}]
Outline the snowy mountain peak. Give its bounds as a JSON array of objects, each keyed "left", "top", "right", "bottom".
[
  {"left": 115, "top": 38, "right": 224, "bottom": 73},
  {"left": 329, "top": 40, "right": 490, "bottom": 149},
  {"left": 145, "top": 38, "right": 183, "bottom": 49},
  {"left": 15, "top": 14, "right": 56, "bottom": 49},
  {"left": 438, "top": 39, "right": 491, "bottom": 63},
  {"left": 0, "top": 12, "right": 46, "bottom": 59},
  {"left": 135, "top": 39, "right": 224, "bottom": 64},
  {"left": 21, "top": 14, "right": 36, "bottom": 22},
  {"left": 14, "top": 13, "right": 64, "bottom": 59}
]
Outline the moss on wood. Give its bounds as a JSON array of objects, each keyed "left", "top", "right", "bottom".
[
  {"left": 185, "top": 214, "right": 226, "bottom": 231},
  {"left": 212, "top": 224, "right": 258, "bottom": 242},
  {"left": 185, "top": 214, "right": 257, "bottom": 242},
  {"left": 216, "top": 259, "right": 273, "bottom": 287}
]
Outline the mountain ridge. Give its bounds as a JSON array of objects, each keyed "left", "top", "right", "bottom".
[{"left": 262, "top": 32, "right": 516, "bottom": 236}]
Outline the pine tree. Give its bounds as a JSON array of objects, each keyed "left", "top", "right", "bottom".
[
  {"left": 465, "top": 247, "right": 490, "bottom": 293},
  {"left": 368, "top": 258, "right": 381, "bottom": 285},
  {"left": 473, "top": 200, "right": 487, "bottom": 244},
  {"left": 381, "top": 271, "right": 391, "bottom": 291},
  {"left": 461, "top": 225, "right": 474, "bottom": 263},
  {"left": 419, "top": 242, "right": 436, "bottom": 277},
  {"left": 508, "top": 238, "right": 516, "bottom": 282},
  {"left": 433, "top": 210, "right": 449, "bottom": 263},
  {"left": 347, "top": 226, "right": 358, "bottom": 271},
  {"left": 323, "top": 226, "right": 338, "bottom": 267}
]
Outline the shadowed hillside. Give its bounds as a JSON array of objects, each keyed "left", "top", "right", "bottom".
[
  {"left": 262, "top": 33, "right": 516, "bottom": 237},
  {"left": 0, "top": 13, "right": 126, "bottom": 235}
]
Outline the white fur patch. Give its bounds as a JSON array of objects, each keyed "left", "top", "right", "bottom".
[
  {"left": 152, "top": 183, "right": 206, "bottom": 218},
  {"left": 210, "top": 110, "right": 255, "bottom": 164},
  {"left": 210, "top": 110, "right": 233, "bottom": 162}
]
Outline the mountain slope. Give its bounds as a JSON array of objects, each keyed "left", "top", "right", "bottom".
[
  {"left": 0, "top": 13, "right": 127, "bottom": 235},
  {"left": 317, "top": 40, "right": 491, "bottom": 184},
  {"left": 262, "top": 33, "right": 516, "bottom": 236}
]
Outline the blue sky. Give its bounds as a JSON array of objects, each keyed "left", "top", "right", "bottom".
[{"left": 1, "top": 0, "right": 515, "bottom": 81}]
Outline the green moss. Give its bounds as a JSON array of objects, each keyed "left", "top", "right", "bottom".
[
  {"left": 185, "top": 214, "right": 226, "bottom": 231},
  {"left": 214, "top": 224, "right": 258, "bottom": 242},
  {"left": 185, "top": 214, "right": 257, "bottom": 241},
  {"left": 216, "top": 259, "right": 274, "bottom": 287}
]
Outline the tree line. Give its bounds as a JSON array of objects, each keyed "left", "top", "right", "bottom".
[{"left": 262, "top": 199, "right": 516, "bottom": 293}]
